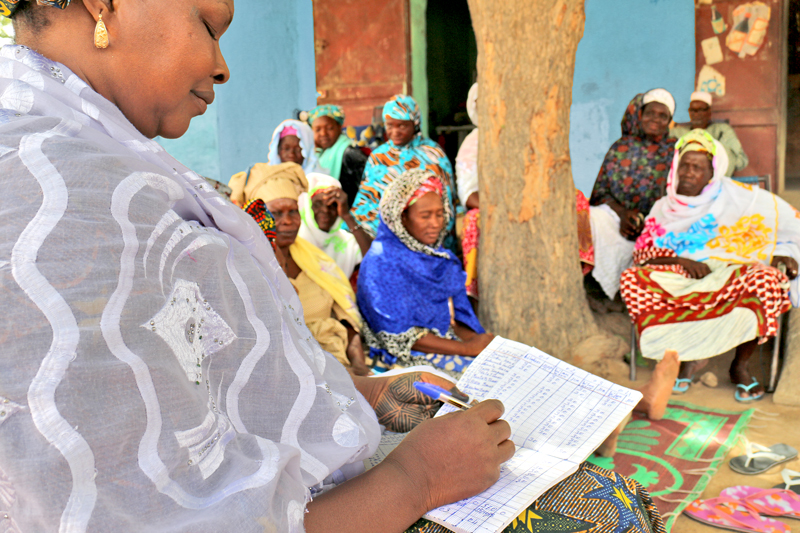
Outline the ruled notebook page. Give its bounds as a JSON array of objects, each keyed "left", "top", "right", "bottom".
[{"left": 424, "top": 337, "right": 642, "bottom": 533}]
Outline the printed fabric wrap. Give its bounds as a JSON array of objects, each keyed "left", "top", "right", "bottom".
[
  {"left": 406, "top": 462, "right": 666, "bottom": 533},
  {"left": 357, "top": 168, "right": 484, "bottom": 370},
  {"left": 0, "top": 45, "right": 380, "bottom": 532},
  {"left": 382, "top": 94, "right": 421, "bottom": 127},
  {"left": 307, "top": 104, "right": 345, "bottom": 126},
  {"left": 0, "top": 0, "right": 69, "bottom": 17},
  {"left": 298, "top": 172, "right": 363, "bottom": 279},
  {"left": 351, "top": 95, "right": 455, "bottom": 242},
  {"left": 620, "top": 133, "right": 800, "bottom": 360},
  {"left": 267, "top": 118, "right": 322, "bottom": 175},
  {"left": 243, "top": 198, "right": 278, "bottom": 252},
  {"left": 589, "top": 93, "right": 676, "bottom": 217}
]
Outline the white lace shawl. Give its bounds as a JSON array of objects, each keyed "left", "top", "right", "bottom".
[{"left": 0, "top": 45, "right": 379, "bottom": 532}]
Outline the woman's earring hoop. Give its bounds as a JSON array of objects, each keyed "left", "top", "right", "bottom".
[{"left": 94, "top": 12, "right": 109, "bottom": 49}]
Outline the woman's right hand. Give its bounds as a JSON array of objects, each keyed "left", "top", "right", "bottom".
[
  {"left": 677, "top": 257, "right": 712, "bottom": 279},
  {"left": 383, "top": 400, "right": 515, "bottom": 513},
  {"left": 464, "top": 333, "right": 495, "bottom": 356},
  {"left": 619, "top": 209, "right": 643, "bottom": 239}
]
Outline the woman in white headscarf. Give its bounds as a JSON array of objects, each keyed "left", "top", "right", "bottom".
[
  {"left": 267, "top": 118, "right": 323, "bottom": 174},
  {"left": 299, "top": 173, "right": 373, "bottom": 279},
  {"left": 621, "top": 130, "right": 800, "bottom": 401}
]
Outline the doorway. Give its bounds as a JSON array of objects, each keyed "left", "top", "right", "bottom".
[{"left": 425, "top": 0, "right": 478, "bottom": 164}]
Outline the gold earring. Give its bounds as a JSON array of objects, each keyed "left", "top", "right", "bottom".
[{"left": 94, "top": 12, "right": 109, "bottom": 49}]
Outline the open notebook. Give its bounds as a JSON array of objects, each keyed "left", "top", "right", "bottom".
[{"left": 365, "top": 336, "right": 642, "bottom": 533}]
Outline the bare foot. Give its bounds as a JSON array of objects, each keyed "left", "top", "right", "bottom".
[
  {"left": 635, "top": 350, "right": 680, "bottom": 421},
  {"left": 595, "top": 413, "right": 632, "bottom": 457}
]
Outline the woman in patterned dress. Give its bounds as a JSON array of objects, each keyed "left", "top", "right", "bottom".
[
  {"left": 620, "top": 130, "right": 800, "bottom": 401},
  {"left": 351, "top": 94, "right": 457, "bottom": 251},
  {"left": 588, "top": 89, "right": 677, "bottom": 300}
]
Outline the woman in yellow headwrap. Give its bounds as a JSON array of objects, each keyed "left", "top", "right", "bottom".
[{"left": 230, "top": 162, "right": 371, "bottom": 376}]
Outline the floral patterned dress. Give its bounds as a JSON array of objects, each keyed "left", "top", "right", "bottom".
[{"left": 589, "top": 94, "right": 676, "bottom": 217}]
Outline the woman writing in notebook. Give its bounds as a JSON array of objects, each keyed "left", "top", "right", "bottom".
[{"left": 0, "top": 1, "right": 664, "bottom": 531}]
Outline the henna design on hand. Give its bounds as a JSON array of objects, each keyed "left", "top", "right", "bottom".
[{"left": 373, "top": 372, "right": 442, "bottom": 433}]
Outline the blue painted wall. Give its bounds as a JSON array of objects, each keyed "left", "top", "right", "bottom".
[
  {"left": 157, "top": 0, "right": 317, "bottom": 183},
  {"left": 570, "top": 0, "right": 695, "bottom": 195}
]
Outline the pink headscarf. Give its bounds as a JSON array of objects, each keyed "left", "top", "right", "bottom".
[
  {"left": 406, "top": 176, "right": 444, "bottom": 208},
  {"left": 279, "top": 126, "right": 298, "bottom": 139}
]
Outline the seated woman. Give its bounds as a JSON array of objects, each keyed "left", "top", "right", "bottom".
[
  {"left": 457, "top": 83, "right": 481, "bottom": 298},
  {"left": 0, "top": 2, "right": 665, "bottom": 531},
  {"left": 267, "top": 118, "right": 321, "bottom": 174},
  {"left": 230, "top": 162, "right": 370, "bottom": 376},
  {"left": 351, "top": 95, "right": 456, "bottom": 249},
  {"left": 589, "top": 89, "right": 677, "bottom": 300},
  {"left": 299, "top": 173, "right": 373, "bottom": 279},
  {"left": 307, "top": 104, "right": 369, "bottom": 203},
  {"left": 357, "top": 168, "right": 495, "bottom": 375},
  {"left": 621, "top": 130, "right": 800, "bottom": 402}
]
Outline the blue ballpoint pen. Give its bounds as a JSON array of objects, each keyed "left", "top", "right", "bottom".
[{"left": 413, "top": 382, "right": 472, "bottom": 411}]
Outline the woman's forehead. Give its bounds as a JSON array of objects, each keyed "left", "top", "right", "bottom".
[{"left": 266, "top": 198, "right": 298, "bottom": 210}]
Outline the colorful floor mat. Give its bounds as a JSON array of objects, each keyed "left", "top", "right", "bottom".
[{"left": 585, "top": 400, "right": 753, "bottom": 531}]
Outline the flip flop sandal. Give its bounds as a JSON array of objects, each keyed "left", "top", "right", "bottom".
[
  {"left": 735, "top": 379, "right": 765, "bottom": 403},
  {"left": 684, "top": 496, "right": 790, "bottom": 532},
  {"left": 673, "top": 377, "right": 693, "bottom": 394},
  {"left": 730, "top": 440, "right": 799, "bottom": 475},
  {"left": 774, "top": 470, "right": 800, "bottom": 495},
  {"left": 721, "top": 486, "right": 800, "bottom": 519}
]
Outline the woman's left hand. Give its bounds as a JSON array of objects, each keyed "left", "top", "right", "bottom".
[
  {"left": 772, "top": 255, "right": 799, "bottom": 279},
  {"left": 321, "top": 188, "right": 350, "bottom": 219},
  {"left": 362, "top": 372, "right": 468, "bottom": 433}
]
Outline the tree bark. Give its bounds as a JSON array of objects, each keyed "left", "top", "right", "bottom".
[{"left": 468, "top": 0, "right": 598, "bottom": 357}]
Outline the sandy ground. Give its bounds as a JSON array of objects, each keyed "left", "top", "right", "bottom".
[{"left": 596, "top": 311, "right": 800, "bottom": 532}]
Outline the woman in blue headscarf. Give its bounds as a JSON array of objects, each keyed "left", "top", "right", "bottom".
[
  {"left": 357, "top": 168, "right": 494, "bottom": 375},
  {"left": 351, "top": 95, "right": 456, "bottom": 247}
]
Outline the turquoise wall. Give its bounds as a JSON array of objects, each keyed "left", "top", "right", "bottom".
[
  {"left": 157, "top": 0, "right": 317, "bottom": 183},
  {"left": 570, "top": 0, "right": 695, "bottom": 195}
]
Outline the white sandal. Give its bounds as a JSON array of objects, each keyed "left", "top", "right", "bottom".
[
  {"left": 773, "top": 469, "right": 800, "bottom": 494},
  {"left": 729, "top": 438, "right": 798, "bottom": 475}
]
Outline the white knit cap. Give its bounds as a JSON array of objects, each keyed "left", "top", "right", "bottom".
[
  {"left": 642, "top": 88, "right": 676, "bottom": 117},
  {"left": 690, "top": 91, "right": 713, "bottom": 107}
]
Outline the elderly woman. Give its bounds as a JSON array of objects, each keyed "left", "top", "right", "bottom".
[
  {"left": 350, "top": 95, "right": 456, "bottom": 249},
  {"left": 357, "top": 168, "right": 495, "bottom": 374},
  {"left": 229, "top": 163, "right": 370, "bottom": 376},
  {"left": 299, "top": 173, "right": 372, "bottom": 279},
  {"left": 621, "top": 130, "right": 800, "bottom": 401},
  {"left": 0, "top": 2, "right": 668, "bottom": 531},
  {"left": 307, "top": 104, "right": 369, "bottom": 203},
  {"left": 589, "top": 89, "right": 677, "bottom": 300},
  {"left": 267, "top": 118, "right": 321, "bottom": 174}
]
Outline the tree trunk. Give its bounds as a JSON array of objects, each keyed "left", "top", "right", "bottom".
[{"left": 468, "top": 0, "right": 598, "bottom": 358}]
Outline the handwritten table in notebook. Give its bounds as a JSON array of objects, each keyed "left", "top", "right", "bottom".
[{"left": 423, "top": 337, "right": 642, "bottom": 533}]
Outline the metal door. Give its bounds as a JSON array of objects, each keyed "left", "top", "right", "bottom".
[
  {"left": 313, "top": 0, "right": 411, "bottom": 126},
  {"left": 694, "top": 0, "right": 787, "bottom": 190}
]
